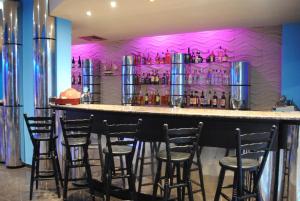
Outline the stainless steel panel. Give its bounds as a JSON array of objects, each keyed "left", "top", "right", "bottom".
[
  {"left": 4, "top": 106, "right": 23, "bottom": 167},
  {"left": 2, "top": 44, "right": 22, "bottom": 106},
  {"left": 122, "top": 55, "right": 134, "bottom": 66},
  {"left": 171, "top": 53, "right": 184, "bottom": 64},
  {"left": 122, "top": 62, "right": 136, "bottom": 104},
  {"left": 33, "top": 0, "right": 55, "bottom": 39},
  {"left": 33, "top": 38, "right": 56, "bottom": 109},
  {"left": 230, "top": 85, "right": 249, "bottom": 110},
  {"left": 0, "top": 106, "right": 5, "bottom": 163},
  {"left": 230, "top": 61, "right": 249, "bottom": 85},
  {"left": 170, "top": 53, "right": 185, "bottom": 106},
  {"left": 2, "top": 1, "right": 21, "bottom": 44}
]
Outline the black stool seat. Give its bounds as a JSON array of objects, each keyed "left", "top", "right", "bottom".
[
  {"left": 219, "top": 157, "right": 259, "bottom": 171},
  {"left": 157, "top": 150, "right": 191, "bottom": 162},
  {"left": 103, "top": 145, "right": 133, "bottom": 155}
]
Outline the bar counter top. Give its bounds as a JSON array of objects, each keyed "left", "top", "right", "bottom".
[{"left": 51, "top": 104, "right": 300, "bottom": 122}]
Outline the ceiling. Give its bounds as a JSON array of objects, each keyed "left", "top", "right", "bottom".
[{"left": 51, "top": 0, "right": 300, "bottom": 44}]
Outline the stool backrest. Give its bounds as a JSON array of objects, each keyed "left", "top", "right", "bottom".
[
  {"left": 24, "top": 113, "right": 55, "bottom": 143},
  {"left": 60, "top": 115, "right": 94, "bottom": 147},
  {"left": 236, "top": 125, "right": 277, "bottom": 195},
  {"left": 102, "top": 119, "right": 142, "bottom": 158},
  {"left": 163, "top": 122, "right": 203, "bottom": 170}
]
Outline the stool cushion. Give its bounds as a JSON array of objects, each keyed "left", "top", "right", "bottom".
[
  {"left": 219, "top": 157, "right": 259, "bottom": 171},
  {"left": 157, "top": 150, "right": 191, "bottom": 162},
  {"left": 103, "top": 145, "right": 133, "bottom": 155}
]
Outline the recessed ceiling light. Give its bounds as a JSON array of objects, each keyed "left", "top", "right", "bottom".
[
  {"left": 86, "top": 10, "right": 92, "bottom": 16},
  {"left": 110, "top": 1, "right": 117, "bottom": 8},
  {"left": 149, "top": 0, "right": 155, "bottom": 2}
]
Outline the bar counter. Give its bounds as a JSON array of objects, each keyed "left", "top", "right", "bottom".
[
  {"left": 52, "top": 104, "right": 300, "bottom": 201},
  {"left": 52, "top": 104, "right": 300, "bottom": 121}
]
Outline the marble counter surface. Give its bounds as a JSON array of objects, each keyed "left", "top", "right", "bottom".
[{"left": 51, "top": 104, "right": 300, "bottom": 121}]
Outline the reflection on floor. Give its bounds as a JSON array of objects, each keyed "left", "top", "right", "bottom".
[{"left": 0, "top": 162, "right": 234, "bottom": 201}]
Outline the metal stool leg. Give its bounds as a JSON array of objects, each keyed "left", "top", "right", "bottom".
[{"left": 214, "top": 167, "right": 226, "bottom": 201}]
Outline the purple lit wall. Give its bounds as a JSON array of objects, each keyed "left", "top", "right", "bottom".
[{"left": 72, "top": 26, "right": 281, "bottom": 110}]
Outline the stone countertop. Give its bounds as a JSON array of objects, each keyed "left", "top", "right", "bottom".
[{"left": 51, "top": 104, "right": 300, "bottom": 122}]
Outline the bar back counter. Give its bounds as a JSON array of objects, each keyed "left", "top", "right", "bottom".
[{"left": 52, "top": 104, "right": 300, "bottom": 201}]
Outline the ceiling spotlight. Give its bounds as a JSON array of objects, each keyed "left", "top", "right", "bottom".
[
  {"left": 110, "top": 1, "right": 117, "bottom": 8},
  {"left": 86, "top": 10, "right": 92, "bottom": 16}
]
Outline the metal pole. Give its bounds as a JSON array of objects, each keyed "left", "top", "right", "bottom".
[
  {"left": 33, "top": 0, "right": 56, "bottom": 117},
  {"left": 2, "top": 0, "right": 23, "bottom": 168},
  {"left": 33, "top": 0, "right": 56, "bottom": 169}
]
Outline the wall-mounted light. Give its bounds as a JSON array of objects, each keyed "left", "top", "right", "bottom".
[
  {"left": 110, "top": 0, "right": 117, "bottom": 8},
  {"left": 86, "top": 10, "right": 92, "bottom": 16}
]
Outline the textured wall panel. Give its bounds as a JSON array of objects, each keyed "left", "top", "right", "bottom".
[{"left": 72, "top": 26, "right": 282, "bottom": 110}]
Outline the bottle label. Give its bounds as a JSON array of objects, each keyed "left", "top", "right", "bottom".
[
  {"left": 213, "top": 99, "right": 217, "bottom": 106},
  {"left": 221, "top": 99, "right": 226, "bottom": 107}
]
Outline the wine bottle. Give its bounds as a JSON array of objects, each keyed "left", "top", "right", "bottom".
[
  {"left": 72, "top": 74, "right": 76, "bottom": 85},
  {"left": 72, "top": 57, "right": 75, "bottom": 68},
  {"left": 194, "top": 91, "right": 199, "bottom": 107},
  {"left": 212, "top": 91, "right": 218, "bottom": 108},
  {"left": 182, "top": 91, "right": 188, "bottom": 108},
  {"left": 200, "top": 91, "right": 205, "bottom": 107},
  {"left": 155, "top": 91, "right": 161, "bottom": 105},
  {"left": 77, "top": 73, "right": 82, "bottom": 85},
  {"left": 155, "top": 53, "right": 160, "bottom": 64},
  {"left": 165, "top": 50, "right": 171, "bottom": 64},
  {"left": 144, "top": 92, "right": 149, "bottom": 105},
  {"left": 189, "top": 91, "right": 194, "bottom": 107},
  {"left": 185, "top": 48, "right": 191, "bottom": 64},
  {"left": 220, "top": 91, "right": 226, "bottom": 108},
  {"left": 207, "top": 90, "right": 212, "bottom": 107},
  {"left": 78, "top": 56, "right": 81, "bottom": 68}
]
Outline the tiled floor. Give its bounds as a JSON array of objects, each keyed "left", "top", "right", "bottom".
[{"left": 0, "top": 161, "right": 234, "bottom": 201}]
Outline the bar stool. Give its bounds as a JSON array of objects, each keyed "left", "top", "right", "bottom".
[
  {"left": 60, "top": 115, "right": 95, "bottom": 201},
  {"left": 153, "top": 122, "right": 204, "bottom": 201},
  {"left": 24, "top": 113, "right": 62, "bottom": 200},
  {"left": 102, "top": 119, "right": 142, "bottom": 201},
  {"left": 214, "top": 125, "right": 277, "bottom": 201}
]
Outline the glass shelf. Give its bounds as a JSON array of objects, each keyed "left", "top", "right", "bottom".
[{"left": 124, "top": 83, "right": 170, "bottom": 86}]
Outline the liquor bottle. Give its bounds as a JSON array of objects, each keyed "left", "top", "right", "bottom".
[
  {"left": 207, "top": 69, "right": 212, "bottom": 85},
  {"left": 78, "top": 56, "right": 82, "bottom": 68},
  {"left": 223, "top": 49, "right": 229, "bottom": 62},
  {"left": 144, "top": 92, "right": 149, "bottom": 105},
  {"left": 217, "top": 46, "right": 223, "bottom": 62},
  {"left": 192, "top": 52, "right": 196, "bottom": 63},
  {"left": 194, "top": 91, "right": 199, "bottom": 107},
  {"left": 162, "top": 73, "right": 166, "bottom": 85},
  {"left": 155, "top": 53, "right": 160, "bottom": 64},
  {"left": 155, "top": 70, "right": 160, "bottom": 84},
  {"left": 155, "top": 91, "right": 161, "bottom": 105},
  {"left": 207, "top": 90, "right": 212, "bottom": 107},
  {"left": 189, "top": 91, "right": 194, "bottom": 107},
  {"left": 223, "top": 70, "right": 229, "bottom": 85},
  {"left": 182, "top": 91, "right": 188, "bottom": 108},
  {"left": 165, "top": 50, "right": 171, "bottom": 64},
  {"left": 72, "top": 74, "right": 76, "bottom": 85},
  {"left": 196, "top": 51, "right": 203, "bottom": 63},
  {"left": 147, "top": 53, "right": 152, "bottom": 65},
  {"left": 142, "top": 53, "right": 146, "bottom": 65},
  {"left": 150, "top": 70, "right": 155, "bottom": 84},
  {"left": 139, "top": 91, "right": 144, "bottom": 105},
  {"left": 77, "top": 73, "right": 82, "bottom": 85},
  {"left": 141, "top": 73, "right": 145, "bottom": 84},
  {"left": 166, "top": 71, "right": 170, "bottom": 85},
  {"left": 72, "top": 57, "right": 75, "bottom": 68},
  {"left": 188, "top": 72, "right": 193, "bottom": 85},
  {"left": 212, "top": 91, "right": 218, "bottom": 108},
  {"left": 220, "top": 91, "right": 226, "bottom": 108},
  {"left": 185, "top": 48, "right": 191, "bottom": 64},
  {"left": 161, "top": 52, "right": 165, "bottom": 64},
  {"left": 200, "top": 91, "right": 205, "bottom": 107},
  {"left": 209, "top": 51, "right": 216, "bottom": 63},
  {"left": 137, "top": 52, "right": 142, "bottom": 65}
]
